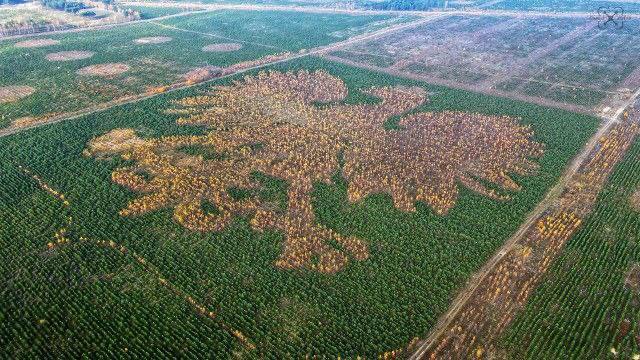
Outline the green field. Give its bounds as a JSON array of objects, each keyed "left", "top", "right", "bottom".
[
  {"left": 0, "top": 9, "right": 397, "bottom": 128},
  {"left": 501, "top": 135, "right": 640, "bottom": 359},
  {"left": 0, "top": 56, "right": 599, "bottom": 357}
]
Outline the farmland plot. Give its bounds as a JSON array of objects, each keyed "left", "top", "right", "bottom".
[
  {"left": 0, "top": 9, "right": 397, "bottom": 129},
  {"left": 324, "top": 15, "right": 640, "bottom": 115},
  {"left": 0, "top": 57, "right": 598, "bottom": 357}
]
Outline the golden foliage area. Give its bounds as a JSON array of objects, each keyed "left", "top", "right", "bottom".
[{"left": 86, "top": 70, "right": 543, "bottom": 273}]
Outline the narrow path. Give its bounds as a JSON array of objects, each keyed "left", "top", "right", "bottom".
[{"left": 0, "top": 15, "right": 441, "bottom": 139}]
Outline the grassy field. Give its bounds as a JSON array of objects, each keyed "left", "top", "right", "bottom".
[
  {"left": 501, "top": 134, "right": 640, "bottom": 359},
  {"left": 0, "top": 9, "right": 397, "bottom": 128},
  {"left": 0, "top": 56, "right": 598, "bottom": 357}
]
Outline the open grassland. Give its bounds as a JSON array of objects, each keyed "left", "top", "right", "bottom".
[
  {"left": 0, "top": 56, "right": 598, "bottom": 357},
  {"left": 157, "top": 9, "right": 414, "bottom": 49},
  {"left": 0, "top": 9, "right": 397, "bottom": 129},
  {"left": 501, "top": 123, "right": 640, "bottom": 359}
]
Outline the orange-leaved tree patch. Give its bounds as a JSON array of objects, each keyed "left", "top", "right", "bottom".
[{"left": 86, "top": 70, "right": 544, "bottom": 273}]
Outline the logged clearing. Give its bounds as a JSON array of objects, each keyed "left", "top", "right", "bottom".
[
  {"left": 134, "top": 36, "right": 173, "bottom": 44},
  {"left": 202, "top": 43, "right": 243, "bottom": 52},
  {"left": 14, "top": 38, "right": 60, "bottom": 48},
  {"left": 0, "top": 85, "right": 35, "bottom": 103},
  {"left": 76, "top": 63, "right": 130, "bottom": 77},
  {"left": 45, "top": 51, "right": 95, "bottom": 62},
  {"left": 86, "top": 70, "right": 543, "bottom": 274}
]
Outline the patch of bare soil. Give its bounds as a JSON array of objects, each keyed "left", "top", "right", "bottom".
[
  {"left": 202, "top": 43, "right": 243, "bottom": 52},
  {"left": 14, "top": 38, "right": 60, "bottom": 48},
  {"left": 631, "top": 189, "right": 640, "bottom": 211},
  {"left": 76, "top": 63, "right": 130, "bottom": 77},
  {"left": 134, "top": 36, "right": 172, "bottom": 45},
  {"left": 626, "top": 263, "right": 640, "bottom": 293},
  {"left": 84, "top": 128, "right": 146, "bottom": 158},
  {"left": 9, "top": 114, "right": 58, "bottom": 130},
  {"left": 0, "top": 85, "right": 35, "bottom": 103},
  {"left": 46, "top": 51, "right": 94, "bottom": 62},
  {"left": 182, "top": 66, "right": 223, "bottom": 83},
  {"left": 11, "top": 116, "right": 37, "bottom": 128}
]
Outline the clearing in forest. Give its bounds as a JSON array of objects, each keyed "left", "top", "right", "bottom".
[
  {"left": 0, "top": 85, "right": 35, "bottom": 104},
  {"left": 14, "top": 38, "right": 60, "bottom": 48},
  {"left": 45, "top": 51, "right": 95, "bottom": 62},
  {"left": 325, "top": 16, "right": 640, "bottom": 115},
  {"left": 134, "top": 36, "right": 173, "bottom": 44}
]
